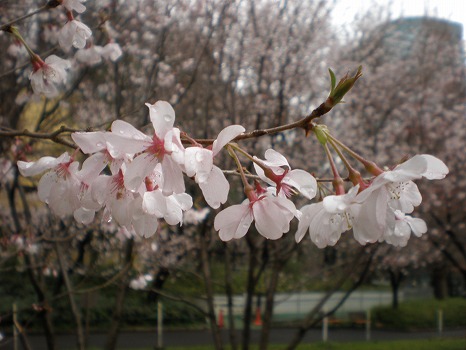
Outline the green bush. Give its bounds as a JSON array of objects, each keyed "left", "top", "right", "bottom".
[{"left": 372, "top": 298, "right": 466, "bottom": 330}]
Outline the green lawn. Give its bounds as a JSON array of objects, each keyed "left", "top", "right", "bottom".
[{"left": 88, "top": 338, "right": 466, "bottom": 350}]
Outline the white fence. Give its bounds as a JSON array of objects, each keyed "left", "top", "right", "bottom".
[{"left": 213, "top": 290, "right": 396, "bottom": 321}]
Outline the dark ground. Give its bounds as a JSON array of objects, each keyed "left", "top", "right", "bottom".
[{"left": 0, "top": 328, "right": 465, "bottom": 349}]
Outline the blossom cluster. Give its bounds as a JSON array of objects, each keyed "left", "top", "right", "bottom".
[
  {"left": 296, "top": 155, "right": 448, "bottom": 248},
  {"left": 7, "top": 0, "right": 122, "bottom": 98},
  {"left": 18, "top": 101, "right": 244, "bottom": 238},
  {"left": 16, "top": 99, "right": 449, "bottom": 248}
]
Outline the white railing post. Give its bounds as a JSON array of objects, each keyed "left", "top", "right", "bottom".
[
  {"left": 322, "top": 309, "right": 328, "bottom": 342},
  {"left": 437, "top": 309, "right": 443, "bottom": 336},
  {"left": 366, "top": 309, "right": 371, "bottom": 341}
]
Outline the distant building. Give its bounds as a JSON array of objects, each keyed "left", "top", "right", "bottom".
[
  {"left": 352, "top": 16, "right": 464, "bottom": 68},
  {"left": 380, "top": 17, "right": 463, "bottom": 63}
]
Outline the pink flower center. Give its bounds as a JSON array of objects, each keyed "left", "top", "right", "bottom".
[
  {"left": 111, "top": 170, "right": 126, "bottom": 199},
  {"left": 56, "top": 161, "right": 72, "bottom": 178},
  {"left": 146, "top": 134, "right": 167, "bottom": 161},
  {"left": 279, "top": 183, "right": 293, "bottom": 198}
]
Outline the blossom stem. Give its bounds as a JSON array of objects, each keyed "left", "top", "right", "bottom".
[
  {"left": 328, "top": 138, "right": 367, "bottom": 189},
  {"left": 0, "top": 5, "right": 49, "bottom": 30},
  {"left": 182, "top": 86, "right": 352, "bottom": 146},
  {"left": 326, "top": 134, "right": 383, "bottom": 176},
  {"left": 229, "top": 143, "right": 272, "bottom": 172},
  {"left": 4, "top": 26, "right": 38, "bottom": 60},
  {"left": 323, "top": 143, "right": 345, "bottom": 195},
  {"left": 227, "top": 145, "right": 253, "bottom": 196},
  {"left": 180, "top": 131, "right": 202, "bottom": 147}
]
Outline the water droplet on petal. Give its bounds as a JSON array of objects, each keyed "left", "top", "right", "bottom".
[
  {"left": 119, "top": 130, "right": 125, "bottom": 134},
  {"left": 163, "top": 114, "right": 173, "bottom": 122},
  {"left": 195, "top": 152, "right": 204, "bottom": 162},
  {"left": 96, "top": 142, "right": 103, "bottom": 147}
]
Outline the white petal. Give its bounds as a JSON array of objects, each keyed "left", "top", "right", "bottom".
[
  {"left": 58, "top": 22, "right": 74, "bottom": 50},
  {"left": 132, "top": 214, "right": 159, "bottom": 238},
  {"left": 132, "top": 197, "right": 159, "bottom": 237},
  {"left": 146, "top": 101, "right": 176, "bottom": 139},
  {"left": 214, "top": 201, "right": 252, "bottom": 241},
  {"left": 353, "top": 189, "right": 387, "bottom": 244},
  {"left": 419, "top": 154, "right": 449, "bottom": 180},
  {"left": 48, "top": 179, "right": 80, "bottom": 217},
  {"left": 110, "top": 120, "right": 150, "bottom": 138},
  {"left": 295, "top": 204, "right": 314, "bottom": 243},
  {"left": 37, "top": 171, "right": 57, "bottom": 202},
  {"left": 406, "top": 216, "right": 427, "bottom": 237},
  {"left": 198, "top": 165, "right": 229, "bottom": 209},
  {"left": 164, "top": 197, "right": 184, "bottom": 225},
  {"left": 323, "top": 194, "right": 349, "bottom": 213},
  {"left": 252, "top": 162, "right": 275, "bottom": 186},
  {"left": 263, "top": 149, "right": 290, "bottom": 168},
  {"left": 300, "top": 202, "right": 344, "bottom": 248},
  {"left": 284, "top": 169, "right": 317, "bottom": 200},
  {"left": 172, "top": 193, "right": 193, "bottom": 211},
  {"left": 273, "top": 196, "right": 298, "bottom": 220},
  {"left": 72, "top": 132, "right": 107, "bottom": 154},
  {"left": 398, "top": 181, "right": 422, "bottom": 213},
  {"left": 184, "top": 147, "right": 213, "bottom": 180},
  {"left": 44, "top": 55, "right": 71, "bottom": 70},
  {"left": 105, "top": 136, "right": 148, "bottom": 159},
  {"left": 78, "top": 153, "right": 107, "bottom": 183},
  {"left": 142, "top": 190, "right": 166, "bottom": 217},
  {"left": 74, "top": 207, "right": 95, "bottom": 225},
  {"left": 124, "top": 154, "right": 159, "bottom": 192},
  {"left": 91, "top": 175, "right": 111, "bottom": 205},
  {"left": 161, "top": 156, "right": 185, "bottom": 195},
  {"left": 385, "top": 156, "right": 427, "bottom": 182},
  {"left": 253, "top": 198, "right": 289, "bottom": 240},
  {"left": 110, "top": 194, "right": 133, "bottom": 227},
  {"left": 167, "top": 128, "right": 185, "bottom": 165},
  {"left": 18, "top": 153, "right": 68, "bottom": 177},
  {"left": 212, "top": 125, "right": 245, "bottom": 156}
]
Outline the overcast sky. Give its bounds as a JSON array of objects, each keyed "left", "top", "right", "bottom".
[{"left": 332, "top": 0, "right": 466, "bottom": 38}]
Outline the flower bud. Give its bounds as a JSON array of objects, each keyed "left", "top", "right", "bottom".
[
  {"left": 328, "top": 66, "right": 362, "bottom": 106},
  {"left": 313, "top": 125, "right": 329, "bottom": 145}
]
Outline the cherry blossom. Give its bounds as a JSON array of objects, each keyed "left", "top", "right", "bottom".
[
  {"left": 295, "top": 186, "right": 360, "bottom": 247},
  {"left": 253, "top": 149, "right": 317, "bottom": 200},
  {"left": 88, "top": 168, "right": 161, "bottom": 237},
  {"left": 74, "top": 43, "right": 122, "bottom": 66},
  {"left": 184, "top": 125, "right": 245, "bottom": 208},
  {"left": 214, "top": 186, "right": 298, "bottom": 241},
  {"left": 101, "top": 42, "right": 123, "bottom": 62},
  {"left": 141, "top": 164, "right": 193, "bottom": 226},
  {"left": 17, "top": 152, "right": 81, "bottom": 218},
  {"left": 61, "top": 0, "right": 86, "bottom": 14},
  {"left": 129, "top": 274, "right": 153, "bottom": 290},
  {"left": 296, "top": 155, "right": 449, "bottom": 248},
  {"left": 73, "top": 152, "right": 108, "bottom": 224},
  {"left": 104, "top": 101, "right": 186, "bottom": 195},
  {"left": 58, "top": 19, "right": 92, "bottom": 50},
  {"left": 75, "top": 45, "right": 104, "bottom": 66},
  {"left": 183, "top": 207, "right": 210, "bottom": 225},
  {"left": 381, "top": 210, "right": 427, "bottom": 247},
  {"left": 29, "top": 55, "right": 71, "bottom": 97}
]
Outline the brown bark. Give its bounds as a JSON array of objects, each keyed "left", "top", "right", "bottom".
[
  {"left": 105, "top": 238, "right": 134, "bottom": 350},
  {"left": 224, "top": 243, "right": 238, "bottom": 350},
  {"left": 199, "top": 221, "right": 224, "bottom": 350}
]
